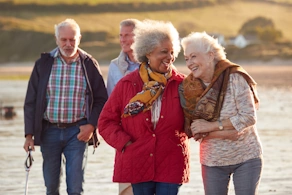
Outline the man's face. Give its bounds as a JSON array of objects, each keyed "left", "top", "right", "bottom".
[
  {"left": 56, "top": 26, "right": 81, "bottom": 59},
  {"left": 119, "top": 25, "right": 134, "bottom": 54}
]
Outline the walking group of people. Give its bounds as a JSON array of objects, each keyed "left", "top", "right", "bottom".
[{"left": 23, "top": 18, "right": 263, "bottom": 195}]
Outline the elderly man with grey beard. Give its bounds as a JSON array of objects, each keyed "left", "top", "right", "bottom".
[{"left": 23, "top": 18, "right": 107, "bottom": 195}]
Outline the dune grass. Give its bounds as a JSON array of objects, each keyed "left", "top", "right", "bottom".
[
  {"left": 0, "top": 0, "right": 193, "bottom": 5},
  {"left": 0, "top": 1, "right": 292, "bottom": 62},
  {"left": 1, "top": 1, "right": 291, "bottom": 40},
  {"left": 1, "top": 0, "right": 292, "bottom": 5}
]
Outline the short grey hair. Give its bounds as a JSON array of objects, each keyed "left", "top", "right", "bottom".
[
  {"left": 54, "top": 18, "right": 81, "bottom": 38},
  {"left": 131, "top": 19, "right": 181, "bottom": 63},
  {"left": 120, "top": 18, "right": 141, "bottom": 29},
  {"left": 181, "top": 32, "right": 226, "bottom": 61}
]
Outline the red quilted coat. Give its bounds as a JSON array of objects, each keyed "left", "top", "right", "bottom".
[{"left": 98, "top": 68, "right": 190, "bottom": 184}]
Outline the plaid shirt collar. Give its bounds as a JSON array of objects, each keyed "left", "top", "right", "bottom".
[{"left": 54, "top": 49, "right": 80, "bottom": 64}]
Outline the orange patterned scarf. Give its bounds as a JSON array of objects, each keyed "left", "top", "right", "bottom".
[
  {"left": 123, "top": 62, "right": 172, "bottom": 117},
  {"left": 179, "top": 59, "right": 259, "bottom": 137}
]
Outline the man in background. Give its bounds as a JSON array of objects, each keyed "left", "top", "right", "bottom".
[
  {"left": 23, "top": 18, "right": 107, "bottom": 195},
  {"left": 106, "top": 18, "right": 140, "bottom": 195},
  {"left": 106, "top": 18, "right": 141, "bottom": 96}
]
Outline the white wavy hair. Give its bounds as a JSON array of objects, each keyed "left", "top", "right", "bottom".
[
  {"left": 131, "top": 19, "right": 181, "bottom": 63},
  {"left": 181, "top": 31, "right": 226, "bottom": 61},
  {"left": 54, "top": 18, "right": 81, "bottom": 38}
]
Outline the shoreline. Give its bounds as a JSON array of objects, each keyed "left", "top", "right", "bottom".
[
  {"left": 1, "top": 58, "right": 292, "bottom": 67},
  {"left": 1, "top": 61, "right": 292, "bottom": 89}
]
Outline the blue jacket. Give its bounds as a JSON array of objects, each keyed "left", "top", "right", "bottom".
[
  {"left": 106, "top": 51, "right": 139, "bottom": 96},
  {"left": 24, "top": 48, "right": 108, "bottom": 145}
]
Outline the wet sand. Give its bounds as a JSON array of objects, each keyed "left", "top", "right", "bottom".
[{"left": 0, "top": 63, "right": 292, "bottom": 194}]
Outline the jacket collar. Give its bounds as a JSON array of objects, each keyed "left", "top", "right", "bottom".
[
  {"left": 49, "top": 47, "right": 90, "bottom": 60},
  {"left": 116, "top": 51, "right": 133, "bottom": 75}
]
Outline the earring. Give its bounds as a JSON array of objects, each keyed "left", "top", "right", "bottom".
[{"left": 148, "top": 59, "right": 150, "bottom": 65}]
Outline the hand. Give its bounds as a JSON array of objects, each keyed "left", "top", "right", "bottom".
[
  {"left": 193, "top": 133, "right": 209, "bottom": 141},
  {"left": 224, "top": 130, "right": 245, "bottom": 141},
  {"left": 206, "top": 130, "right": 244, "bottom": 141},
  {"left": 122, "top": 141, "right": 132, "bottom": 153},
  {"left": 191, "top": 119, "right": 211, "bottom": 135},
  {"left": 77, "top": 124, "right": 95, "bottom": 142},
  {"left": 23, "top": 134, "right": 35, "bottom": 152}
]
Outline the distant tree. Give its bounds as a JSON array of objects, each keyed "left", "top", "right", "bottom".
[
  {"left": 239, "top": 16, "right": 274, "bottom": 33},
  {"left": 178, "top": 22, "right": 198, "bottom": 37},
  {"left": 239, "top": 16, "right": 282, "bottom": 42},
  {"left": 257, "top": 26, "right": 282, "bottom": 42}
]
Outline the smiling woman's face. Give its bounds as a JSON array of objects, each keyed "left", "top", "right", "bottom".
[
  {"left": 146, "top": 39, "right": 175, "bottom": 74},
  {"left": 184, "top": 44, "right": 214, "bottom": 83}
]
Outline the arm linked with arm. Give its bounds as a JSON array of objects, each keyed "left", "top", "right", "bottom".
[
  {"left": 192, "top": 118, "right": 239, "bottom": 141},
  {"left": 194, "top": 73, "right": 257, "bottom": 141}
]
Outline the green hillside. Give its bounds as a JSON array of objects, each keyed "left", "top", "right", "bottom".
[{"left": 0, "top": 0, "right": 292, "bottom": 63}]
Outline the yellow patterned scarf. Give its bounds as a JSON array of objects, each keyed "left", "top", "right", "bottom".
[
  {"left": 179, "top": 59, "right": 260, "bottom": 137},
  {"left": 123, "top": 62, "right": 172, "bottom": 117}
]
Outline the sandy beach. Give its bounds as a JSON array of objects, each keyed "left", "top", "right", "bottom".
[{"left": 0, "top": 62, "right": 292, "bottom": 194}]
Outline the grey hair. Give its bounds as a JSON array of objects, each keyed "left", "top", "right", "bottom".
[
  {"left": 120, "top": 18, "right": 141, "bottom": 29},
  {"left": 131, "top": 19, "right": 181, "bottom": 63},
  {"left": 54, "top": 18, "right": 81, "bottom": 38},
  {"left": 181, "top": 32, "right": 226, "bottom": 61}
]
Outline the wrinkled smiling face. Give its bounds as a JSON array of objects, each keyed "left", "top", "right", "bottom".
[
  {"left": 184, "top": 44, "right": 214, "bottom": 82},
  {"left": 56, "top": 26, "right": 81, "bottom": 59},
  {"left": 146, "top": 39, "right": 175, "bottom": 74}
]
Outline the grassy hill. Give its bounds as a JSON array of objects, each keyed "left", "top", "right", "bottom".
[{"left": 0, "top": 0, "right": 292, "bottom": 63}]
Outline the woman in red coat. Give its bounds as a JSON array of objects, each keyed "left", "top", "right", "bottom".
[{"left": 98, "top": 19, "right": 190, "bottom": 195}]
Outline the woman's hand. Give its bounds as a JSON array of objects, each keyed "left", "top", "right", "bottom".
[
  {"left": 191, "top": 119, "right": 212, "bottom": 135},
  {"left": 222, "top": 130, "right": 242, "bottom": 141},
  {"left": 191, "top": 118, "right": 241, "bottom": 141},
  {"left": 203, "top": 130, "right": 245, "bottom": 141},
  {"left": 193, "top": 133, "right": 209, "bottom": 141},
  {"left": 122, "top": 141, "right": 133, "bottom": 153}
]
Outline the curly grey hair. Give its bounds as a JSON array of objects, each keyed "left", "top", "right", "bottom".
[
  {"left": 181, "top": 32, "right": 226, "bottom": 61},
  {"left": 131, "top": 19, "right": 181, "bottom": 63},
  {"left": 54, "top": 18, "right": 81, "bottom": 38}
]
